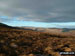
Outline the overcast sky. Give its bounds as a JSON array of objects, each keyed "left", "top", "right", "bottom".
[{"left": 0, "top": 0, "right": 75, "bottom": 28}]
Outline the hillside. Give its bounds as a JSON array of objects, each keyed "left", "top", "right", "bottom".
[
  {"left": 0, "top": 23, "right": 75, "bottom": 56},
  {"left": 0, "top": 23, "right": 10, "bottom": 27}
]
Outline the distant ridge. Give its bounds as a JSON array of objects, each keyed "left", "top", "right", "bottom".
[
  {"left": 0, "top": 23, "right": 11, "bottom": 27},
  {"left": 0, "top": 23, "right": 75, "bottom": 32},
  {"left": 0, "top": 23, "right": 25, "bottom": 30}
]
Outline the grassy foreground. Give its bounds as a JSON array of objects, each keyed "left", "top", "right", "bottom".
[{"left": 0, "top": 26, "right": 75, "bottom": 56}]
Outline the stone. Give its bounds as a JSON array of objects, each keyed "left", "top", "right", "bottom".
[
  {"left": 10, "top": 43, "right": 18, "bottom": 48},
  {"left": 64, "top": 47, "right": 72, "bottom": 52},
  {"left": 52, "top": 52, "right": 61, "bottom": 56},
  {"left": 44, "top": 46, "right": 52, "bottom": 52},
  {"left": 0, "top": 40, "right": 5, "bottom": 43},
  {"left": 28, "top": 54, "right": 34, "bottom": 56}
]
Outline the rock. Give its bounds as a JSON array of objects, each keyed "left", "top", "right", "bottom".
[
  {"left": 0, "top": 40, "right": 5, "bottom": 43},
  {"left": 11, "top": 39, "right": 15, "bottom": 41},
  {"left": 52, "top": 52, "right": 61, "bottom": 56},
  {"left": 47, "top": 50, "right": 54, "bottom": 54},
  {"left": 44, "top": 46, "right": 53, "bottom": 54},
  {"left": 10, "top": 43, "right": 18, "bottom": 48},
  {"left": 28, "top": 54, "right": 35, "bottom": 56},
  {"left": 44, "top": 46, "right": 52, "bottom": 52},
  {"left": 63, "top": 47, "right": 72, "bottom": 52},
  {"left": 57, "top": 44, "right": 63, "bottom": 48}
]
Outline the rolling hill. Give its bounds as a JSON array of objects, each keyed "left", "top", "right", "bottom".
[{"left": 0, "top": 23, "right": 75, "bottom": 56}]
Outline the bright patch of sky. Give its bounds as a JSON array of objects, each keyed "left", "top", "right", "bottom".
[
  {"left": 0, "top": 16, "right": 75, "bottom": 28},
  {"left": 2, "top": 20, "right": 75, "bottom": 28}
]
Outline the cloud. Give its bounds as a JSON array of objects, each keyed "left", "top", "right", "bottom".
[{"left": 0, "top": 0, "right": 75, "bottom": 22}]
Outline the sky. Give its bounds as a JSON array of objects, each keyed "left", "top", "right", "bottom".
[{"left": 0, "top": 0, "right": 75, "bottom": 28}]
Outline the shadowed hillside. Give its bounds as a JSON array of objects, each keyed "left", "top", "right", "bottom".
[
  {"left": 0, "top": 23, "right": 75, "bottom": 56},
  {"left": 0, "top": 23, "right": 12, "bottom": 28},
  {"left": 0, "top": 23, "right": 8, "bottom": 26}
]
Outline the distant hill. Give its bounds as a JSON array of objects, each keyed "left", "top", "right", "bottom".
[
  {"left": 0, "top": 23, "right": 10, "bottom": 27},
  {"left": 0, "top": 23, "right": 29, "bottom": 30},
  {"left": 21, "top": 27, "right": 75, "bottom": 33},
  {"left": 0, "top": 23, "right": 75, "bottom": 32},
  {"left": 62, "top": 28, "right": 75, "bottom": 32}
]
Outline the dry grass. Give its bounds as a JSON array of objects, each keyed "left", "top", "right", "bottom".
[{"left": 0, "top": 26, "right": 75, "bottom": 56}]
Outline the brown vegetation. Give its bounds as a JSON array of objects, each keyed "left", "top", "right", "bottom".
[{"left": 0, "top": 26, "right": 75, "bottom": 56}]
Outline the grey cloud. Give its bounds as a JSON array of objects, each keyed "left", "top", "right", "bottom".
[{"left": 0, "top": 0, "right": 75, "bottom": 22}]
